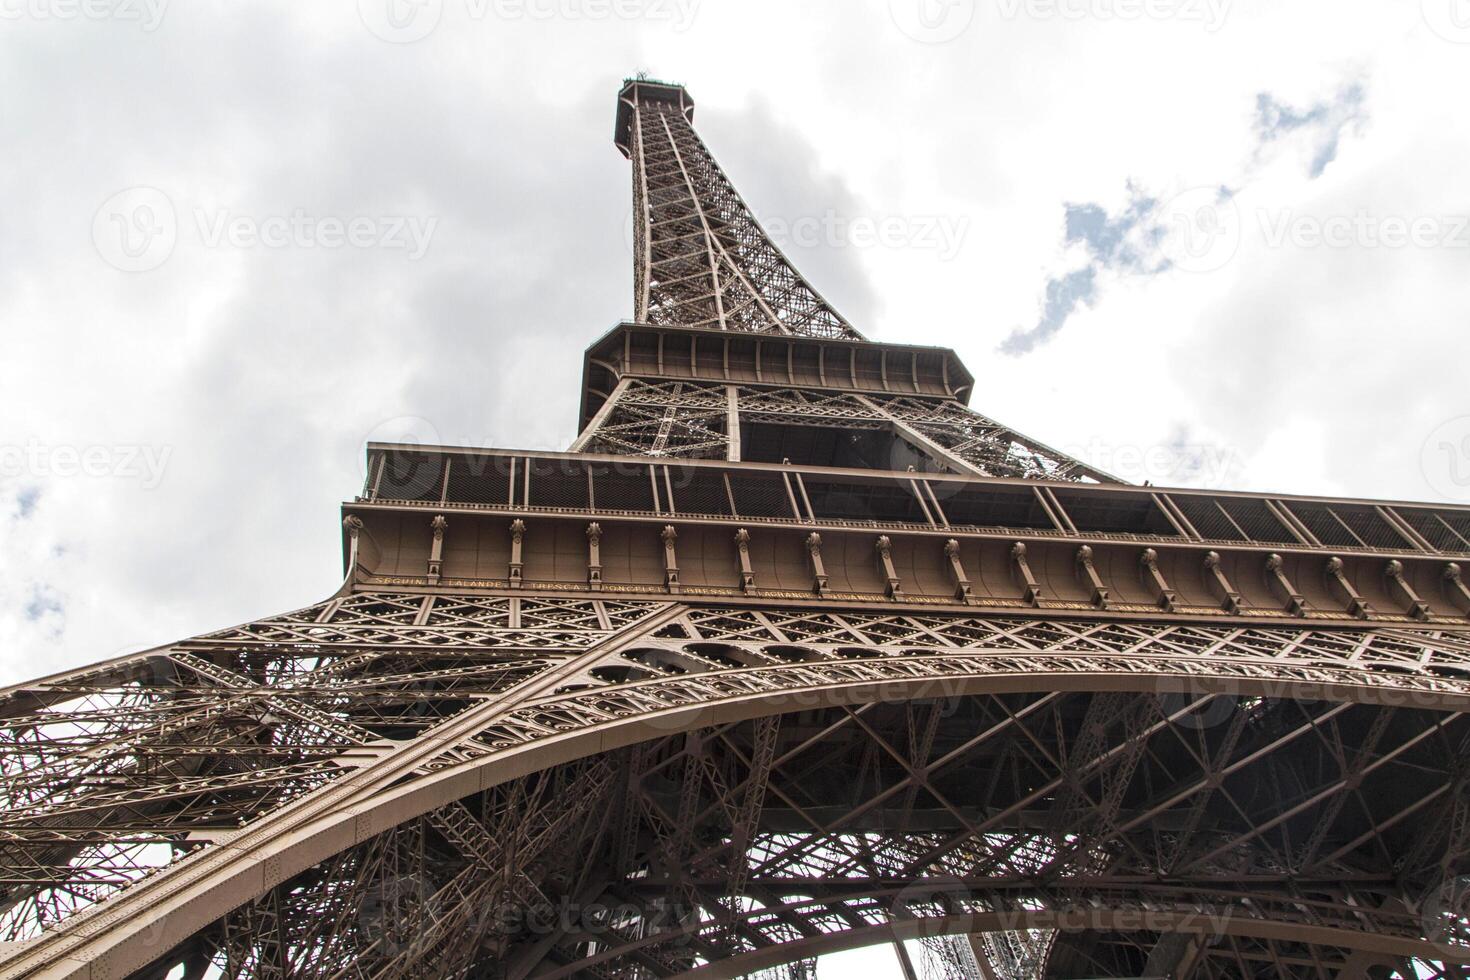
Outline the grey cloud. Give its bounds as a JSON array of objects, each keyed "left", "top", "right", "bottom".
[
  {"left": 1001, "top": 184, "right": 1181, "bottom": 355},
  {"left": 1158, "top": 424, "right": 1231, "bottom": 485},
  {"left": 1254, "top": 83, "right": 1367, "bottom": 178},
  {"left": 1000, "top": 266, "right": 1096, "bottom": 355},
  {"left": 23, "top": 586, "right": 64, "bottom": 627},
  {"left": 1063, "top": 190, "right": 1165, "bottom": 273},
  {"left": 14, "top": 487, "right": 40, "bottom": 521}
]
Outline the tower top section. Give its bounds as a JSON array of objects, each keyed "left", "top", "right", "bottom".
[
  {"left": 615, "top": 77, "right": 692, "bottom": 157},
  {"left": 616, "top": 76, "right": 862, "bottom": 340}
]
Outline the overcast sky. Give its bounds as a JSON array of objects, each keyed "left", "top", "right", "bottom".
[{"left": 2, "top": 3, "right": 1470, "bottom": 960}]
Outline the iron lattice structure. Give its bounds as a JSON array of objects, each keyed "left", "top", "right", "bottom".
[{"left": 3, "top": 79, "right": 1470, "bottom": 980}]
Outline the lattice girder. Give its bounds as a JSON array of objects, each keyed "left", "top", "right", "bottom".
[
  {"left": 571, "top": 375, "right": 1115, "bottom": 481},
  {"left": 139, "top": 683, "right": 1470, "bottom": 976},
  {"left": 3, "top": 592, "right": 1469, "bottom": 978}
]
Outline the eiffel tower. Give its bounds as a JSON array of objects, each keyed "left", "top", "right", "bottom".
[{"left": 4, "top": 77, "right": 1470, "bottom": 980}]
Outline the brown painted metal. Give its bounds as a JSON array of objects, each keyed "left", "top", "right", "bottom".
[{"left": 1, "top": 78, "right": 1468, "bottom": 980}]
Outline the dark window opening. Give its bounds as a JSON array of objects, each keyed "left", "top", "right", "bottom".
[
  {"left": 1219, "top": 498, "right": 1298, "bottom": 544},
  {"left": 1170, "top": 495, "right": 1247, "bottom": 541},
  {"left": 932, "top": 484, "right": 1058, "bottom": 530},
  {"left": 1436, "top": 511, "right": 1470, "bottom": 549},
  {"left": 526, "top": 460, "right": 590, "bottom": 510},
  {"left": 444, "top": 454, "right": 513, "bottom": 506},
  {"left": 1398, "top": 508, "right": 1470, "bottom": 553},
  {"left": 1051, "top": 489, "right": 1179, "bottom": 537},
  {"left": 377, "top": 451, "right": 442, "bottom": 502},
  {"left": 1281, "top": 502, "right": 1362, "bottom": 548},
  {"left": 804, "top": 479, "right": 931, "bottom": 524},
  {"left": 668, "top": 468, "right": 734, "bottom": 516},
  {"left": 739, "top": 420, "right": 946, "bottom": 472},
  {"left": 727, "top": 473, "right": 795, "bottom": 518},
  {"left": 596, "top": 468, "right": 656, "bottom": 512}
]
